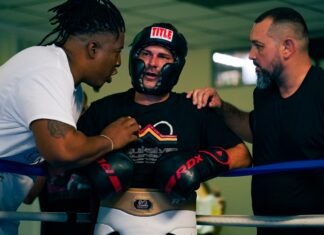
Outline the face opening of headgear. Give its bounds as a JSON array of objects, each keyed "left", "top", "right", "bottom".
[{"left": 129, "top": 23, "right": 188, "bottom": 95}]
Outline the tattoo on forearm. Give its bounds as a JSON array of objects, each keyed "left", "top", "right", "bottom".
[{"left": 48, "top": 120, "right": 69, "bottom": 138}]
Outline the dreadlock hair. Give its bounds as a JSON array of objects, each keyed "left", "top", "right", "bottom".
[{"left": 39, "top": 0, "right": 125, "bottom": 46}]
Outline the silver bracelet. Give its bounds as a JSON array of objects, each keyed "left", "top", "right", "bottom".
[{"left": 99, "top": 134, "right": 114, "bottom": 151}]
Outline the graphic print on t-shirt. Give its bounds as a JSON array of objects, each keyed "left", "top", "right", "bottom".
[{"left": 127, "top": 121, "right": 178, "bottom": 164}]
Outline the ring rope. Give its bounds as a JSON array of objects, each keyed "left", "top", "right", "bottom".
[
  {"left": 1, "top": 160, "right": 324, "bottom": 228},
  {"left": 0, "top": 211, "right": 91, "bottom": 223},
  {"left": 0, "top": 159, "right": 46, "bottom": 176},
  {"left": 196, "top": 215, "right": 324, "bottom": 227},
  {"left": 2, "top": 159, "right": 324, "bottom": 177},
  {"left": 1, "top": 211, "right": 324, "bottom": 227},
  {"left": 223, "top": 159, "right": 324, "bottom": 177}
]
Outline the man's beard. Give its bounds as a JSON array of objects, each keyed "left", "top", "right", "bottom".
[
  {"left": 255, "top": 61, "right": 282, "bottom": 89},
  {"left": 256, "top": 69, "right": 273, "bottom": 89}
]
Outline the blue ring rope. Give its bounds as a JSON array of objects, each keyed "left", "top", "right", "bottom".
[
  {"left": 0, "top": 159, "right": 47, "bottom": 176},
  {"left": 1, "top": 159, "right": 324, "bottom": 177},
  {"left": 223, "top": 159, "right": 324, "bottom": 177}
]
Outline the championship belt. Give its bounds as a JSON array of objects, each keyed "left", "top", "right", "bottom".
[{"left": 100, "top": 188, "right": 196, "bottom": 216}]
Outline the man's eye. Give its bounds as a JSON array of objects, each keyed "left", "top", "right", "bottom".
[
  {"left": 256, "top": 44, "right": 264, "bottom": 49},
  {"left": 159, "top": 55, "right": 172, "bottom": 60}
]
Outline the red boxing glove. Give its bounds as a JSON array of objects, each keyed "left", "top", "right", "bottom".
[
  {"left": 79, "top": 151, "right": 134, "bottom": 200},
  {"left": 155, "top": 147, "right": 230, "bottom": 199}
]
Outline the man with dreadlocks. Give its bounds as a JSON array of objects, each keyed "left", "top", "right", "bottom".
[
  {"left": 77, "top": 22, "right": 251, "bottom": 235},
  {"left": 0, "top": 0, "right": 140, "bottom": 234}
]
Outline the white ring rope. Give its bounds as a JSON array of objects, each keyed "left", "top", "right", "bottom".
[
  {"left": 1, "top": 211, "right": 324, "bottom": 227},
  {"left": 196, "top": 215, "right": 324, "bottom": 227}
]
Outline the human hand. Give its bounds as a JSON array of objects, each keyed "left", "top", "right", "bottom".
[
  {"left": 186, "top": 87, "right": 222, "bottom": 109},
  {"left": 100, "top": 116, "right": 140, "bottom": 150}
]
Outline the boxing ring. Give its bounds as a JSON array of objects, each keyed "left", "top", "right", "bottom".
[
  {"left": 1, "top": 211, "right": 324, "bottom": 228},
  {"left": 2, "top": 159, "right": 324, "bottom": 228}
]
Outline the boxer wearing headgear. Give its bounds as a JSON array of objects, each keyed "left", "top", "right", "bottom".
[
  {"left": 129, "top": 23, "right": 187, "bottom": 95},
  {"left": 77, "top": 22, "right": 251, "bottom": 235}
]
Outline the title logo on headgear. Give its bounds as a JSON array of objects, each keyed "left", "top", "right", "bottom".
[{"left": 150, "top": 27, "right": 174, "bottom": 42}]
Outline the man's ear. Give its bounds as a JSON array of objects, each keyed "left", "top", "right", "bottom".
[
  {"left": 86, "top": 40, "right": 101, "bottom": 59},
  {"left": 282, "top": 38, "right": 295, "bottom": 60}
]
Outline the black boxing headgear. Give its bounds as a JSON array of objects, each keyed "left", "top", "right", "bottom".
[{"left": 129, "top": 23, "right": 188, "bottom": 95}]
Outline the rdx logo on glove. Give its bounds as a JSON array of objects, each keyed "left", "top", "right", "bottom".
[
  {"left": 165, "top": 154, "right": 203, "bottom": 193},
  {"left": 158, "top": 148, "right": 229, "bottom": 195}
]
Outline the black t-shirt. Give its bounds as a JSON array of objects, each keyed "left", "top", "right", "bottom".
[
  {"left": 78, "top": 89, "right": 242, "bottom": 188},
  {"left": 251, "top": 66, "right": 324, "bottom": 216}
]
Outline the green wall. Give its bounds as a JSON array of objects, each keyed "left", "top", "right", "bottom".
[{"left": 0, "top": 29, "right": 18, "bottom": 65}]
